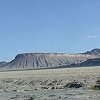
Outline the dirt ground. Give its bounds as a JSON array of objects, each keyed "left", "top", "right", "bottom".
[{"left": 0, "top": 66, "right": 100, "bottom": 100}]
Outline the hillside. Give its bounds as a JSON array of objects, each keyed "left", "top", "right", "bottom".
[
  {"left": 82, "top": 48, "right": 100, "bottom": 56},
  {"left": 1, "top": 54, "right": 96, "bottom": 70},
  {"left": 69, "top": 58, "right": 100, "bottom": 67},
  {"left": 0, "top": 49, "right": 100, "bottom": 70}
]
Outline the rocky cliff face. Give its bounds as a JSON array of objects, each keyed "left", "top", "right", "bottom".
[
  {"left": 2, "top": 53, "right": 97, "bottom": 70},
  {"left": 0, "top": 49, "right": 100, "bottom": 70}
]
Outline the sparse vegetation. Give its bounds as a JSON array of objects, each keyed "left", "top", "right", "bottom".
[
  {"left": 0, "top": 67, "right": 99, "bottom": 99},
  {"left": 27, "top": 97, "right": 34, "bottom": 100},
  {"left": 64, "top": 81, "right": 84, "bottom": 88},
  {"left": 93, "top": 85, "right": 100, "bottom": 90},
  {"left": 48, "top": 94, "right": 56, "bottom": 97},
  {"left": 91, "top": 79, "right": 100, "bottom": 90},
  {"left": 96, "top": 79, "right": 100, "bottom": 84}
]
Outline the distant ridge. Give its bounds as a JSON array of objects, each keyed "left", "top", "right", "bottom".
[
  {"left": 69, "top": 58, "right": 100, "bottom": 67},
  {"left": 0, "top": 62, "right": 7, "bottom": 67},
  {"left": 0, "top": 48, "right": 100, "bottom": 70},
  {"left": 67, "top": 48, "right": 100, "bottom": 67},
  {"left": 82, "top": 48, "right": 100, "bottom": 56}
]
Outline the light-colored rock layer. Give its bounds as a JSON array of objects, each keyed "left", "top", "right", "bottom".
[{"left": 4, "top": 53, "right": 97, "bottom": 69}]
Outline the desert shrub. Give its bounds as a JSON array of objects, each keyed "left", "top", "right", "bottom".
[
  {"left": 96, "top": 79, "right": 100, "bottom": 84},
  {"left": 48, "top": 94, "right": 56, "bottom": 97},
  {"left": 93, "top": 85, "right": 100, "bottom": 90},
  {"left": 27, "top": 97, "right": 34, "bottom": 100},
  {"left": 51, "top": 86, "right": 55, "bottom": 89},
  {"left": 41, "top": 86, "right": 48, "bottom": 90},
  {"left": 92, "top": 79, "right": 100, "bottom": 90},
  {"left": 64, "top": 81, "right": 84, "bottom": 88},
  {"left": 91, "top": 79, "right": 100, "bottom": 90}
]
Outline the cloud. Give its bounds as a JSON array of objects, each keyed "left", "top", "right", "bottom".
[{"left": 87, "top": 35, "right": 100, "bottom": 38}]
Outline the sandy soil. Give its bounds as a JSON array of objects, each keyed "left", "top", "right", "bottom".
[{"left": 0, "top": 66, "right": 100, "bottom": 100}]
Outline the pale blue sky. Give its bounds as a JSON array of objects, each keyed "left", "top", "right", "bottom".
[{"left": 0, "top": 0, "right": 100, "bottom": 61}]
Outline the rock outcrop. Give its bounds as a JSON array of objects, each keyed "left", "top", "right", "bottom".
[
  {"left": 1, "top": 53, "right": 96, "bottom": 70},
  {"left": 1, "top": 48, "right": 100, "bottom": 70}
]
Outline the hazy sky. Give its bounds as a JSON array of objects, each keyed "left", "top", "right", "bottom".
[{"left": 0, "top": 0, "right": 100, "bottom": 61}]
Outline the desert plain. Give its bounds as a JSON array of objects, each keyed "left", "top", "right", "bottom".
[{"left": 0, "top": 67, "right": 100, "bottom": 100}]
